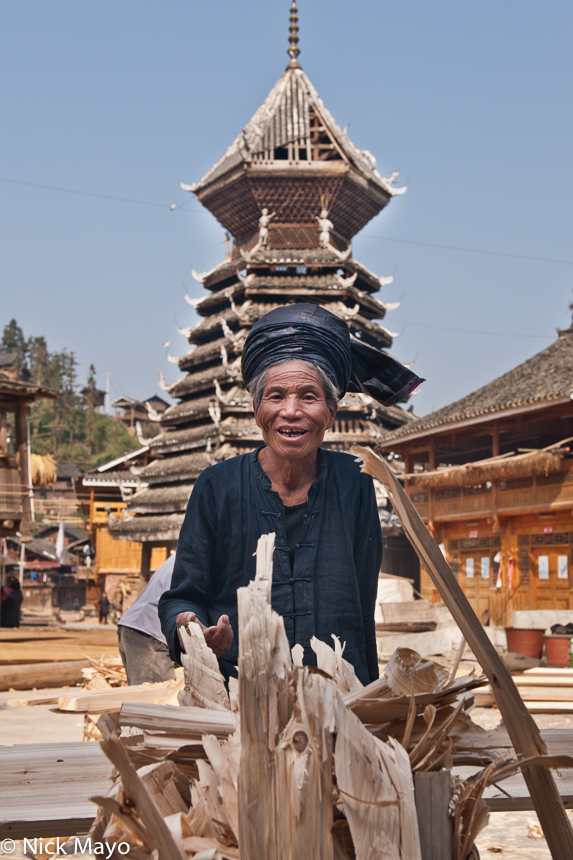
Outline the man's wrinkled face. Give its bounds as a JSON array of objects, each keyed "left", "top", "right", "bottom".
[{"left": 254, "top": 361, "right": 337, "bottom": 461}]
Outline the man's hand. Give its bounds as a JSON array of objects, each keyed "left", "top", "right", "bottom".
[{"left": 176, "top": 611, "right": 234, "bottom": 658}]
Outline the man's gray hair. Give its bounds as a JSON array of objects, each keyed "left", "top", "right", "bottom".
[{"left": 248, "top": 359, "right": 340, "bottom": 412}]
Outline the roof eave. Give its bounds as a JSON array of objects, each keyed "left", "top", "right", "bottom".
[{"left": 377, "top": 396, "right": 572, "bottom": 449}]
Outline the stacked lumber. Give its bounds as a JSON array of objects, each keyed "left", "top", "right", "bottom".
[
  {"left": 513, "top": 667, "right": 573, "bottom": 713},
  {"left": 470, "top": 668, "right": 573, "bottom": 713}
]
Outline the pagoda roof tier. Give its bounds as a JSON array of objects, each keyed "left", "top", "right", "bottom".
[
  {"left": 177, "top": 333, "right": 247, "bottom": 373},
  {"left": 378, "top": 327, "right": 573, "bottom": 448},
  {"left": 137, "top": 451, "right": 216, "bottom": 485},
  {"left": 110, "top": 512, "right": 184, "bottom": 542},
  {"left": 159, "top": 388, "right": 251, "bottom": 428},
  {"left": 128, "top": 483, "right": 194, "bottom": 515},
  {"left": 195, "top": 251, "right": 393, "bottom": 297},
  {"left": 186, "top": 66, "right": 406, "bottom": 245},
  {"left": 181, "top": 300, "right": 394, "bottom": 350},
  {"left": 149, "top": 422, "right": 220, "bottom": 455},
  {"left": 194, "top": 275, "right": 394, "bottom": 319},
  {"left": 168, "top": 361, "right": 242, "bottom": 400}
]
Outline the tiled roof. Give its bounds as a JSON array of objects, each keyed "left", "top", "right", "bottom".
[
  {"left": 110, "top": 512, "right": 184, "bottom": 542},
  {"left": 379, "top": 328, "right": 573, "bottom": 446},
  {"left": 81, "top": 470, "right": 144, "bottom": 487}
]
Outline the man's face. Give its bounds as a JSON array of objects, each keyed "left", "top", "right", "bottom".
[{"left": 254, "top": 361, "right": 337, "bottom": 460}]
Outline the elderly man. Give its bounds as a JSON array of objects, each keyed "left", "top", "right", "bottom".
[{"left": 159, "top": 303, "right": 422, "bottom": 685}]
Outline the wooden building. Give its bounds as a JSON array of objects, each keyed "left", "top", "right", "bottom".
[
  {"left": 111, "top": 2, "right": 416, "bottom": 577},
  {"left": 0, "top": 372, "right": 55, "bottom": 547},
  {"left": 377, "top": 323, "right": 573, "bottom": 626},
  {"left": 111, "top": 394, "right": 169, "bottom": 437},
  {"left": 79, "top": 447, "right": 171, "bottom": 607}
]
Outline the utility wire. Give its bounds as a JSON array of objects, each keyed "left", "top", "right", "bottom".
[
  {"left": 0, "top": 175, "right": 200, "bottom": 213},
  {"left": 362, "top": 233, "right": 573, "bottom": 265},
  {"left": 394, "top": 319, "right": 553, "bottom": 339},
  {"left": 2, "top": 175, "right": 571, "bottom": 265}
]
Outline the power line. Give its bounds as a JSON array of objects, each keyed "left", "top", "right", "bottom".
[
  {"left": 0, "top": 176, "right": 200, "bottom": 212},
  {"left": 2, "top": 174, "right": 571, "bottom": 265},
  {"left": 362, "top": 233, "right": 573, "bottom": 265},
  {"left": 393, "top": 319, "right": 554, "bottom": 339}
]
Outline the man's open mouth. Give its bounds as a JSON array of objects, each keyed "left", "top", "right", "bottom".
[{"left": 278, "top": 428, "right": 308, "bottom": 438}]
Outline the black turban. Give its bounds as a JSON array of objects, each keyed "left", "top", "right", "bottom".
[{"left": 241, "top": 303, "right": 424, "bottom": 407}]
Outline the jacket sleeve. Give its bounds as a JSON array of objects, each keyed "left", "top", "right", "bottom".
[
  {"left": 353, "top": 474, "right": 382, "bottom": 683},
  {"left": 158, "top": 471, "right": 218, "bottom": 664}
]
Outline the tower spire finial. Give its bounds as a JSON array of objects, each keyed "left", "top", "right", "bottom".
[{"left": 287, "top": 1, "right": 301, "bottom": 69}]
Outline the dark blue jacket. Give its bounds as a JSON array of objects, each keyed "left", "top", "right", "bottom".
[{"left": 158, "top": 447, "right": 382, "bottom": 685}]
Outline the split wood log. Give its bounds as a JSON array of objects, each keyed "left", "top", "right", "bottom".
[
  {"left": 335, "top": 699, "right": 422, "bottom": 860},
  {"left": 352, "top": 445, "right": 573, "bottom": 859},
  {"left": 237, "top": 532, "right": 296, "bottom": 860},
  {"left": 311, "top": 634, "right": 364, "bottom": 694},
  {"left": 0, "top": 659, "right": 89, "bottom": 691},
  {"left": 237, "top": 531, "right": 422, "bottom": 860},
  {"left": 274, "top": 668, "right": 338, "bottom": 859},
  {"left": 178, "top": 621, "right": 230, "bottom": 711}
]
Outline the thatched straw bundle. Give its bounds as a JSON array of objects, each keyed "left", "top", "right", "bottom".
[
  {"left": 30, "top": 453, "right": 57, "bottom": 486},
  {"left": 410, "top": 449, "right": 565, "bottom": 490}
]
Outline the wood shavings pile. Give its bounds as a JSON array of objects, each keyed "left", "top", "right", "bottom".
[{"left": 68, "top": 534, "right": 571, "bottom": 859}]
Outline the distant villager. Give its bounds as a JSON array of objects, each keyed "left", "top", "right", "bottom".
[{"left": 1, "top": 576, "right": 23, "bottom": 628}]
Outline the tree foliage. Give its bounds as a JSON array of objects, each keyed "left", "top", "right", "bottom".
[{"left": 1, "top": 320, "right": 140, "bottom": 469}]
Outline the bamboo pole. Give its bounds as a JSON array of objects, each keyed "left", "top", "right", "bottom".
[{"left": 352, "top": 446, "right": 573, "bottom": 859}]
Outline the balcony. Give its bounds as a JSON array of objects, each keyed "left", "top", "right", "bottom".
[{"left": 408, "top": 465, "right": 573, "bottom": 522}]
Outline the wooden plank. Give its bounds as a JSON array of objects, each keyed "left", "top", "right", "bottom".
[
  {"left": 58, "top": 681, "right": 176, "bottom": 714},
  {"left": 415, "top": 771, "right": 452, "bottom": 860},
  {"left": 524, "top": 668, "right": 573, "bottom": 676},
  {"left": 514, "top": 676, "right": 573, "bottom": 687},
  {"left": 518, "top": 687, "right": 573, "bottom": 702},
  {"left": 0, "top": 742, "right": 112, "bottom": 839},
  {"left": 352, "top": 446, "right": 573, "bottom": 860},
  {"left": 119, "top": 702, "right": 235, "bottom": 736},
  {"left": 525, "top": 701, "right": 573, "bottom": 713},
  {"left": 378, "top": 601, "right": 452, "bottom": 625}
]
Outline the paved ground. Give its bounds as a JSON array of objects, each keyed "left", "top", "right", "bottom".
[{"left": 0, "top": 686, "right": 85, "bottom": 745}]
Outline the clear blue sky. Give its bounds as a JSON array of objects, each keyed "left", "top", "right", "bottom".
[{"left": 1, "top": 1, "right": 571, "bottom": 416}]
